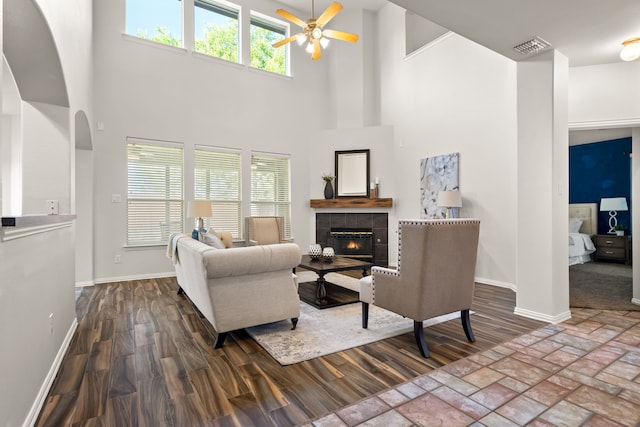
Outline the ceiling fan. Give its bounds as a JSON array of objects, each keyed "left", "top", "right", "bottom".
[{"left": 272, "top": 1, "right": 359, "bottom": 60}]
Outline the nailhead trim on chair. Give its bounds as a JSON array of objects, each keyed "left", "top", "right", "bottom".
[{"left": 370, "top": 219, "right": 481, "bottom": 305}]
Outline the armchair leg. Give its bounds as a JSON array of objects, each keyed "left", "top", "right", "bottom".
[
  {"left": 461, "top": 309, "right": 475, "bottom": 342},
  {"left": 213, "top": 332, "right": 228, "bottom": 349},
  {"left": 291, "top": 317, "right": 298, "bottom": 330},
  {"left": 413, "top": 321, "right": 430, "bottom": 358},
  {"left": 362, "top": 302, "right": 369, "bottom": 329}
]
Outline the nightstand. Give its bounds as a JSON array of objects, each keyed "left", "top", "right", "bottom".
[{"left": 594, "top": 234, "right": 631, "bottom": 264}]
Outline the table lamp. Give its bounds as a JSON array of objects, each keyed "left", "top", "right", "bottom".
[
  {"left": 600, "top": 197, "right": 628, "bottom": 234},
  {"left": 188, "top": 200, "right": 212, "bottom": 239},
  {"left": 437, "top": 190, "right": 462, "bottom": 219}
]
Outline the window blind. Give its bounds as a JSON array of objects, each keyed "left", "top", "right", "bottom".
[
  {"left": 194, "top": 147, "right": 242, "bottom": 238},
  {"left": 127, "top": 140, "right": 184, "bottom": 246},
  {"left": 250, "top": 153, "right": 291, "bottom": 237}
]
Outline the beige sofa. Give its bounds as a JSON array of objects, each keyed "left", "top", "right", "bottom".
[{"left": 171, "top": 235, "right": 302, "bottom": 348}]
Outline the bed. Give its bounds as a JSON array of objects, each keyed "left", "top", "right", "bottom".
[{"left": 569, "top": 203, "right": 597, "bottom": 266}]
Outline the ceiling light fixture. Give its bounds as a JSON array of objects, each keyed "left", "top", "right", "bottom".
[
  {"left": 620, "top": 37, "right": 640, "bottom": 62},
  {"left": 272, "top": 1, "right": 358, "bottom": 60}
]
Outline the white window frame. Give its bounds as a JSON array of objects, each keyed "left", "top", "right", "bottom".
[
  {"left": 125, "top": 0, "right": 184, "bottom": 47},
  {"left": 194, "top": 0, "right": 241, "bottom": 63},
  {"left": 194, "top": 146, "right": 242, "bottom": 238},
  {"left": 249, "top": 11, "right": 289, "bottom": 75},
  {"left": 126, "top": 138, "right": 184, "bottom": 246},
  {"left": 250, "top": 152, "right": 291, "bottom": 238}
]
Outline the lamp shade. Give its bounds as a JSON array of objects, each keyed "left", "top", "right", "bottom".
[
  {"left": 187, "top": 200, "right": 212, "bottom": 218},
  {"left": 437, "top": 190, "right": 462, "bottom": 208},
  {"left": 600, "top": 197, "right": 628, "bottom": 212}
]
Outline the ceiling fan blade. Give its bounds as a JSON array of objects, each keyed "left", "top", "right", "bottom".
[
  {"left": 275, "top": 8, "right": 307, "bottom": 28},
  {"left": 272, "top": 34, "right": 302, "bottom": 48},
  {"left": 312, "top": 41, "right": 322, "bottom": 60},
  {"left": 322, "top": 29, "right": 359, "bottom": 43},
  {"left": 315, "top": 2, "right": 343, "bottom": 27}
]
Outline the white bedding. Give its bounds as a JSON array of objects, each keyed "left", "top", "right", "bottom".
[{"left": 569, "top": 232, "right": 595, "bottom": 266}]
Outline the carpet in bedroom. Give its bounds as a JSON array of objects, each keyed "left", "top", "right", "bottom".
[{"left": 569, "top": 261, "right": 637, "bottom": 311}]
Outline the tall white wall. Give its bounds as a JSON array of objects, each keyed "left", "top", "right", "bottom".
[
  {"left": 376, "top": 3, "right": 518, "bottom": 285},
  {"left": 92, "top": 0, "right": 330, "bottom": 280},
  {"left": 0, "top": 0, "right": 92, "bottom": 425}
]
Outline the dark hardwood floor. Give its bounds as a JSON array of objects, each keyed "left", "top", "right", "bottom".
[{"left": 36, "top": 277, "right": 546, "bottom": 427}]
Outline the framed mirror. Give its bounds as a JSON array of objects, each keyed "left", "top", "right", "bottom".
[{"left": 335, "top": 149, "right": 370, "bottom": 198}]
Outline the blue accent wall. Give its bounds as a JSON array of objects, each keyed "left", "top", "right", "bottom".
[{"left": 569, "top": 137, "right": 632, "bottom": 235}]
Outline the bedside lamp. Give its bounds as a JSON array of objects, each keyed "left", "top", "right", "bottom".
[
  {"left": 188, "top": 200, "right": 212, "bottom": 239},
  {"left": 437, "top": 190, "right": 462, "bottom": 219},
  {"left": 600, "top": 197, "right": 628, "bottom": 234}
]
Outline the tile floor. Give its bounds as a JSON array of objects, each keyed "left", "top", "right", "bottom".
[{"left": 306, "top": 308, "right": 640, "bottom": 427}]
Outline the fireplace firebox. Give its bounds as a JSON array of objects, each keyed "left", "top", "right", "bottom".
[
  {"left": 315, "top": 213, "right": 388, "bottom": 266},
  {"left": 327, "top": 228, "right": 374, "bottom": 263}
]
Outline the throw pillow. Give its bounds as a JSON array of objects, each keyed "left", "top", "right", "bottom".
[
  {"left": 199, "top": 231, "right": 225, "bottom": 249},
  {"left": 569, "top": 217, "right": 583, "bottom": 233}
]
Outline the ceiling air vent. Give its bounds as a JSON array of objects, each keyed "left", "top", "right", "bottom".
[{"left": 513, "top": 36, "right": 551, "bottom": 55}]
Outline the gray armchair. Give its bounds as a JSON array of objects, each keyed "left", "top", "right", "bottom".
[
  {"left": 359, "top": 219, "right": 480, "bottom": 358},
  {"left": 245, "top": 216, "right": 292, "bottom": 246}
]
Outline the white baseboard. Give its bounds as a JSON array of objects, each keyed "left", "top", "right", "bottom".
[
  {"left": 75, "top": 280, "right": 95, "bottom": 287},
  {"left": 475, "top": 276, "right": 516, "bottom": 292},
  {"left": 632, "top": 298, "right": 640, "bottom": 306},
  {"left": 94, "top": 271, "right": 176, "bottom": 285},
  {"left": 23, "top": 318, "right": 78, "bottom": 427},
  {"left": 514, "top": 306, "right": 571, "bottom": 324}
]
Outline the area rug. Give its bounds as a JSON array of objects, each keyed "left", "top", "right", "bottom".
[
  {"left": 245, "top": 271, "right": 464, "bottom": 365},
  {"left": 569, "top": 262, "right": 638, "bottom": 311}
]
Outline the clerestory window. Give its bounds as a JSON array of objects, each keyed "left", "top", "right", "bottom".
[
  {"left": 126, "top": 0, "right": 183, "bottom": 47},
  {"left": 194, "top": 0, "right": 240, "bottom": 63},
  {"left": 250, "top": 12, "right": 288, "bottom": 75}
]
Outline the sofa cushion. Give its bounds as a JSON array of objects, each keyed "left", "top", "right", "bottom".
[{"left": 200, "top": 231, "right": 225, "bottom": 249}]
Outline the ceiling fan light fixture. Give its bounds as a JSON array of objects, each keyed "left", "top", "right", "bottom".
[
  {"left": 272, "top": 1, "right": 358, "bottom": 60},
  {"left": 305, "top": 42, "right": 315, "bottom": 54},
  {"left": 620, "top": 37, "right": 640, "bottom": 62}
]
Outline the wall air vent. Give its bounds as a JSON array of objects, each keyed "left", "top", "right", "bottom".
[{"left": 513, "top": 36, "right": 551, "bottom": 55}]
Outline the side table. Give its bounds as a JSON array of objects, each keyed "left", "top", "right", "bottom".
[{"left": 594, "top": 234, "right": 631, "bottom": 264}]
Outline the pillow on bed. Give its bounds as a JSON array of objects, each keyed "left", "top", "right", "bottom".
[{"left": 569, "top": 217, "right": 583, "bottom": 233}]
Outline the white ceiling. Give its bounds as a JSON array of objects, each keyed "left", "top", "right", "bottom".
[
  {"left": 275, "top": 1, "right": 639, "bottom": 145},
  {"left": 278, "top": 0, "right": 640, "bottom": 67}
]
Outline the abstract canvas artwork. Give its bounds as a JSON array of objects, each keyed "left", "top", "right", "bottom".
[{"left": 420, "top": 152, "right": 459, "bottom": 219}]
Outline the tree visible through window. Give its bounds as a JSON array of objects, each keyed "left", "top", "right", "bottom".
[
  {"left": 250, "top": 13, "right": 287, "bottom": 75},
  {"left": 126, "top": 0, "right": 182, "bottom": 46},
  {"left": 126, "top": 0, "right": 289, "bottom": 74},
  {"left": 194, "top": 0, "right": 239, "bottom": 62}
]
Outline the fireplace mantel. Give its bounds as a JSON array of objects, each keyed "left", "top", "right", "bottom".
[{"left": 310, "top": 198, "right": 393, "bottom": 208}]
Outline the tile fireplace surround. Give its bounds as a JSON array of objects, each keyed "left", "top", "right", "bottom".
[{"left": 315, "top": 213, "right": 388, "bottom": 267}]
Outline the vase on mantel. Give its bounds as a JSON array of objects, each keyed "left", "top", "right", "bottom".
[{"left": 324, "top": 181, "right": 334, "bottom": 199}]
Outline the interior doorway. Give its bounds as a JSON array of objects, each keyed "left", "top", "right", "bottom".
[{"left": 568, "top": 127, "right": 636, "bottom": 309}]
